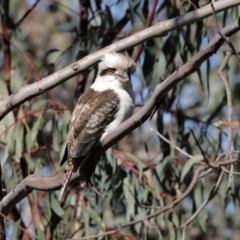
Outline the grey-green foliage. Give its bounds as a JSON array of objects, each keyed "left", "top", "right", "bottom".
[{"left": 0, "top": 1, "right": 240, "bottom": 239}]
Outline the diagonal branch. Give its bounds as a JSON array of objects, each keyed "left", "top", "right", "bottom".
[
  {"left": 102, "top": 18, "right": 240, "bottom": 150},
  {"left": 68, "top": 158, "right": 240, "bottom": 240},
  {"left": 15, "top": 0, "right": 41, "bottom": 28},
  {"left": 0, "top": 18, "right": 239, "bottom": 217},
  {"left": 0, "top": 1, "right": 239, "bottom": 120}
]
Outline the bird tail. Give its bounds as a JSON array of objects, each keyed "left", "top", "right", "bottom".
[{"left": 58, "top": 162, "right": 74, "bottom": 202}]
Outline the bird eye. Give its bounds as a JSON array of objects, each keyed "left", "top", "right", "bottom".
[{"left": 109, "top": 68, "right": 116, "bottom": 73}]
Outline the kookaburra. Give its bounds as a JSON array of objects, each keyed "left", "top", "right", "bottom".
[{"left": 58, "top": 52, "right": 136, "bottom": 201}]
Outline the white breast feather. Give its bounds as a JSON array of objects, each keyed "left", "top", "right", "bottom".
[
  {"left": 90, "top": 76, "right": 135, "bottom": 141},
  {"left": 100, "top": 88, "right": 134, "bottom": 140}
]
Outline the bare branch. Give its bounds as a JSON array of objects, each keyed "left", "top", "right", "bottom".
[
  {"left": 211, "top": 3, "right": 240, "bottom": 61},
  {"left": 143, "top": 219, "right": 163, "bottom": 240},
  {"left": 0, "top": 17, "right": 239, "bottom": 218},
  {"left": 218, "top": 51, "right": 234, "bottom": 188},
  {"left": 0, "top": 172, "right": 83, "bottom": 215},
  {"left": 103, "top": 18, "right": 240, "bottom": 152},
  {"left": 150, "top": 128, "right": 200, "bottom": 161},
  {"left": 180, "top": 170, "right": 224, "bottom": 230},
  {"left": 75, "top": 159, "right": 240, "bottom": 240},
  {"left": 132, "top": 0, "right": 158, "bottom": 61},
  {"left": 15, "top": 0, "right": 41, "bottom": 28},
  {"left": 0, "top": 1, "right": 239, "bottom": 120}
]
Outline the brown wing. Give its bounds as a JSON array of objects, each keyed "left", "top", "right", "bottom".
[{"left": 65, "top": 88, "right": 119, "bottom": 171}]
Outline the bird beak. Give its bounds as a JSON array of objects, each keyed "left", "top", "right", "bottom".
[{"left": 114, "top": 71, "right": 130, "bottom": 83}]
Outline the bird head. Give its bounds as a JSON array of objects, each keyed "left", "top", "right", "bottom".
[{"left": 97, "top": 52, "right": 136, "bottom": 84}]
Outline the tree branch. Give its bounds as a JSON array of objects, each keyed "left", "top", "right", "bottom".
[
  {"left": 0, "top": 0, "right": 239, "bottom": 120},
  {"left": 69, "top": 158, "right": 240, "bottom": 240},
  {"left": 0, "top": 18, "right": 240, "bottom": 216},
  {"left": 15, "top": 0, "right": 40, "bottom": 28}
]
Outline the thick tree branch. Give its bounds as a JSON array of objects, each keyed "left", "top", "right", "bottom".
[
  {"left": 0, "top": 18, "right": 239, "bottom": 216},
  {"left": 102, "top": 18, "right": 240, "bottom": 149},
  {"left": 0, "top": 1, "right": 239, "bottom": 120}
]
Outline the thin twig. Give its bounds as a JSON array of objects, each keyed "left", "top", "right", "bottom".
[
  {"left": 211, "top": 3, "right": 240, "bottom": 61},
  {"left": 143, "top": 218, "right": 163, "bottom": 240},
  {"left": 150, "top": 128, "right": 201, "bottom": 162},
  {"left": 1, "top": 1, "right": 239, "bottom": 119},
  {"left": 187, "top": 0, "right": 197, "bottom": 9},
  {"left": 221, "top": 166, "right": 240, "bottom": 175},
  {"left": 15, "top": 0, "right": 41, "bottom": 28},
  {"left": 189, "top": 128, "right": 216, "bottom": 168},
  {"left": 218, "top": 51, "right": 234, "bottom": 189},
  {"left": 180, "top": 170, "right": 224, "bottom": 229},
  {"left": 69, "top": 165, "right": 206, "bottom": 240},
  {"left": 0, "top": 19, "right": 239, "bottom": 218},
  {"left": 0, "top": 211, "right": 39, "bottom": 239},
  {"left": 132, "top": 0, "right": 158, "bottom": 61}
]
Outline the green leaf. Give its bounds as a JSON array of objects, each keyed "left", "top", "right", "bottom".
[
  {"left": 43, "top": 48, "right": 60, "bottom": 61},
  {"left": 61, "top": 43, "right": 79, "bottom": 68},
  {"left": 87, "top": 204, "right": 106, "bottom": 231},
  {"left": 106, "top": 150, "right": 117, "bottom": 174},
  {"left": 42, "top": 198, "right": 51, "bottom": 223},
  {"left": 12, "top": 220, "right": 22, "bottom": 240},
  {"left": 43, "top": 109, "right": 56, "bottom": 121},
  {"left": 25, "top": 154, "right": 35, "bottom": 171},
  {"left": 55, "top": 22, "right": 76, "bottom": 32},
  {"left": 194, "top": 182, "right": 207, "bottom": 232},
  {"left": 156, "top": 155, "right": 175, "bottom": 181},
  {"left": 62, "top": 110, "right": 71, "bottom": 127},
  {"left": 149, "top": 51, "right": 166, "bottom": 91},
  {"left": 123, "top": 152, "right": 145, "bottom": 169},
  {"left": 180, "top": 156, "right": 203, "bottom": 182},
  {"left": 31, "top": 114, "right": 44, "bottom": 141},
  {"left": 171, "top": 211, "right": 179, "bottom": 227},
  {"left": 0, "top": 109, "right": 15, "bottom": 142},
  {"left": 103, "top": 191, "right": 113, "bottom": 213},
  {"left": 36, "top": 226, "right": 45, "bottom": 239},
  {"left": 25, "top": 124, "right": 33, "bottom": 153},
  {"left": 169, "top": 222, "right": 176, "bottom": 239},
  {"left": 83, "top": 205, "right": 90, "bottom": 236},
  {"left": 31, "top": 99, "right": 48, "bottom": 111},
  {"left": 2, "top": 140, "right": 10, "bottom": 164},
  {"left": 50, "top": 194, "right": 64, "bottom": 217},
  {"left": 0, "top": 78, "right": 9, "bottom": 97},
  {"left": 13, "top": 122, "right": 23, "bottom": 161},
  {"left": 123, "top": 177, "right": 135, "bottom": 221},
  {"left": 52, "top": 119, "right": 60, "bottom": 152}
]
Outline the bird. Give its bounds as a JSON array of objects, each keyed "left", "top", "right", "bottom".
[{"left": 58, "top": 52, "right": 136, "bottom": 201}]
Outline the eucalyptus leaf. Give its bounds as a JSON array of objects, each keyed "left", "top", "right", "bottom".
[
  {"left": 31, "top": 99, "right": 48, "bottom": 111},
  {"left": 87, "top": 204, "right": 106, "bottom": 231},
  {"left": 52, "top": 119, "right": 60, "bottom": 152},
  {"left": 31, "top": 114, "right": 44, "bottom": 141},
  {"left": 0, "top": 79, "right": 9, "bottom": 97},
  {"left": 50, "top": 194, "right": 64, "bottom": 217},
  {"left": 24, "top": 154, "right": 35, "bottom": 171},
  {"left": 194, "top": 182, "right": 207, "bottom": 232},
  {"left": 13, "top": 122, "right": 23, "bottom": 161},
  {"left": 180, "top": 157, "right": 202, "bottom": 182},
  {"left": 123, "top": 177, "right": 135, "bottom": 221},
  {"left": 55, "top": 22, "right": 77, "bottom": 32},
  {"left": 83, "top": 207, "right": 90, "bottom": 237}
]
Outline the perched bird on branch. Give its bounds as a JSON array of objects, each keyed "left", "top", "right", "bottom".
[{"left": 58, "top": 52, "right": 136, "bottom": 201}]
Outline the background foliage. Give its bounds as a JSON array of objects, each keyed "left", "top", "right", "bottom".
[{"left": 0, "top": 0, "right": 240, "bottom": 239}]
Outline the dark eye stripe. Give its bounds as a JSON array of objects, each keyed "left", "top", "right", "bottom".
[
  {"left": 100, "top": 68, "right": 116, "bottom": 76},
  {"left": 109, "top": 68, "right": 116, "bottom": 73}
]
